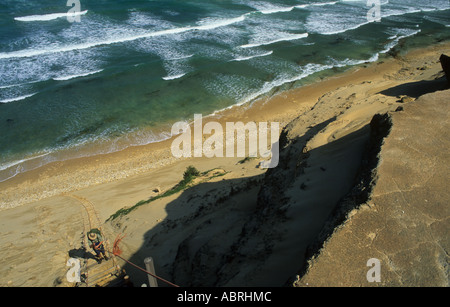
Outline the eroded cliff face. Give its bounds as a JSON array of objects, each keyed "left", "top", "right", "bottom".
[
  {"left": 167, "top": 81, "right": 397, "bottom": 287},
  {"left": 171, "top": 86, "right": 450, "bottom": 287},
  {"left": 295, "top": 89, "right": 450, "bottom": 287},
  {"left": 168, "top": 88, "right": 448, "bottom": 287},
  {"left": 212, "top": 92, "right": 398, "bottom": 286}
]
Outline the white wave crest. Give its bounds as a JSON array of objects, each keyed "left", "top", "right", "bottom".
[
  {"left": 0, "top": 15, "right": 246, "bottom": 60},
  {"left": 0, "top": 93, "right": 36, "bottom": 104},
  {"left": 240, "top": 33, "right": 308, "bottom": 48},
  {"left": 52, "top": 69, "right": 103, "bottom": 81},
  {"left": 162, "top": 73, "right": 186, "bottom": 81},
  {"left": 14, "top": 10, "right": 88, "bottom": 22},
  {"left": 230, "top": 50, "right": 273, "bottom": 62},
  {"left": 248, "top": 1, "right": 338, "bottom": 15}
]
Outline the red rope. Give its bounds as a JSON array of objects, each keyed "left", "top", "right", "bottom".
[
  {"left": 112, "top": 253, "right": 180, "bottom": 288},
  {"left": 110, "top": 233, "right": 180, "bottom": 288}
]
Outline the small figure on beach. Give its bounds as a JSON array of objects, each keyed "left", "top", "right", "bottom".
[{"left": 87, "top": 228, "right": 109, "bottom": 264}]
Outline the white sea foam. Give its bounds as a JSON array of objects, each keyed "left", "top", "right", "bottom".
[
  {"left": 0, "top": 84, "right": 15, "bottom": 89},
  {"left": 52, "top": 69, "right": 103, "bottom": 81},
  {"left": 0, "top": 79, "right": 42, "bottom": 90},
  {"left": 0, "top": 83, "right": 31, "bottom": 89},
  {"left": 331, "top": 53, "right": 380, "bottom": 68},
  {"left": 305, "top": 1, "right": 369, "bottom": 36},
  {"left": 259, "top": 7, "right": 295, "bottom": 14},
  {"left": 205, "top": 62, "right": 332, "bottom": 114},
  {"left": 216, "top": 51, "right": 384, "bottom": 114},
  {"left": 306, "top": 2, "right": 447, "bottom": 36},
  {"left": 246, "top": 1, "right": 338, "bottom": 15},
  {"left": 166, "top": 54, "right": 194, "bottom": 61},
  {"left": 0, "top": 152, "right": 51, "bottom": 172},
  {"left": 380, "top": 29, "right": 421, "bottom": 54},
  {"left": 307, "top": 16, "right": 370, "bottom": 35},
  {"left": 162, "top": 73, "right": 186, "bottom": 81},
  {"left": 230, "top": 50, "right": 273, "bottom": 62},
  {"left": 0, "top": 93, "right": 36, "bottom": 104},
  {"left": 14, "top": 10, "right": 88, "bottom": 22},
  {"left": 0, "top": 15, "right": 247, "bottom": 60},
  {"left": 240, "top": 33, "right": 308, "bottom": 48},
  {"left": 162, "top": 52, "right": 193, "bottom": 81},
  {"left": 374, "top": 5, "right": 449, "bottom": 21},
  {"left": 300, "top": 1, "right": 339, "bottom": 8}
]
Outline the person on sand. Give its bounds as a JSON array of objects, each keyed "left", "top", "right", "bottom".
[{"left": 87, "top": 229, "right": 109, "bottom": 263}]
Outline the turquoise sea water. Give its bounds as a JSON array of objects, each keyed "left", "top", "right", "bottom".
[{"left": 0, "top": 0, "right": 449, "bottom": 181}]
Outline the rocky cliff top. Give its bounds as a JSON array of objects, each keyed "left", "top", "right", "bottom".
[{"left": 294, "top": 89, "right": 450, "bottom": 287}]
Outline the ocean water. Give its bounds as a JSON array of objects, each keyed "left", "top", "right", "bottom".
[{"left": 0, "top": 0, "right": 449, "bottom": 181}]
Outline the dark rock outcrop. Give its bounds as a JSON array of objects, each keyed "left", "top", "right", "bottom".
[{"left": 440, "top": 54, "right": 450, "bottom": 85}]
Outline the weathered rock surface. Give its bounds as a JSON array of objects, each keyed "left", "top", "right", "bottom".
[{"left": 295, "top": 89, "right": 450, "bottom": 287}]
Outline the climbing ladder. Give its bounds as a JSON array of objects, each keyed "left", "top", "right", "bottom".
[
  {"left": 63, "top": 193, "right": 124, "bottom": 287},
  {"left": 83, "top": 257, "right": 123, "bottom": 287}
]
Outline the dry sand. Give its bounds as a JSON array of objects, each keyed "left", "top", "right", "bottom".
[{"left": 0, "top": 42, "right": 448, "bottom": 287}]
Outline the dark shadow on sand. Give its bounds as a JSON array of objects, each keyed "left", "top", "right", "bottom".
[
  {"left": 379, "top": 75, "right": 448, "bottom": 98},
  {"left": 107, "top": 117, "right": 380, "bottom": 287}
]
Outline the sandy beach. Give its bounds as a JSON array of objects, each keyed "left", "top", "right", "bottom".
[{"left": 0, "top": 41, "right": 448, "bottom": 287}]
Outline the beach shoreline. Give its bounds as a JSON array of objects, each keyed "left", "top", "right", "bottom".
[{"left": 1, "top": 41, "right": 449, "bottom": 211}]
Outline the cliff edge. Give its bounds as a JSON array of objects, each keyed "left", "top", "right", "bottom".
[{"left": 294, "top": 89, "right": 450, "bottom": 287}]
